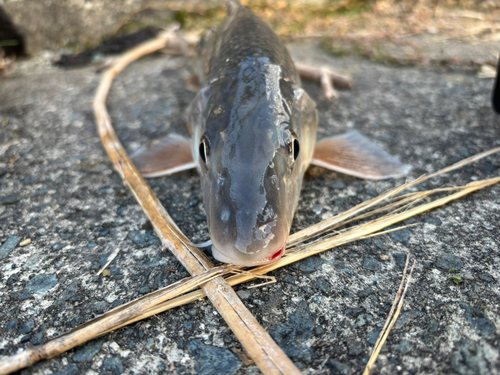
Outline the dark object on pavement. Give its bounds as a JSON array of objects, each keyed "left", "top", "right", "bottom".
[
  {"left": 492, "top": 53, "right": 500, "bottom": 114},
  {"left": 0, "top": 5, "right": 25, "bottom": 57},
  {"left": 56, "top": 27, "right": 159, "bottom": 67}
]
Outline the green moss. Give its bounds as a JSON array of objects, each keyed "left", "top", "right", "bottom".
[
  {"left": 450, "top": 272, "right": 464, "bottom": 285},
  {"left": 328, "top": 0, "right": 376, "bottom": 16}
]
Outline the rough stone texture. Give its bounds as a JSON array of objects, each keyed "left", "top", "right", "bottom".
[
  {"left": 2, "top": 0, "right": 143, "bottom": 54},
  {"left": 187, "top": 340, "right": 242, "bottom": 375},
  {"left": 0, "top": 0, "right": 221, "bottom": 55},
  {"left": 0, "top": 40, "right": 499, "bottom": 375}
]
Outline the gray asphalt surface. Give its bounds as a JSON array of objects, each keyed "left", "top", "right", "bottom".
[{"left": 0, "top": 41, "right": 499, "bottom": 374}]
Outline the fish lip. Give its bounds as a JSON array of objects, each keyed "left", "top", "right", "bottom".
[{"left": 211, "top": 244, "right": 286, "bottom": 266}]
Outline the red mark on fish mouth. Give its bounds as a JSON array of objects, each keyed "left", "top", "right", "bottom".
[{"left": 263, "top": 246, "right": 285, "bottom": 262}]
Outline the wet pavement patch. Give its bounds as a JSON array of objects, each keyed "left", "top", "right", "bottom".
[
  {"left": 129, "top": 230, "right": 160, "bottom": 248},
  {"left": 271, "top": 301, "right": 315, "bottom": 364},
  {"left": 187, "top": 340, "right": 242, "bottom": 375},
  {"left": 56, "top": 27, "right": 159, "bottom": 67},
  {"left": 73, "top": 338, "right": 105, "bottom": 362},
  {"left": 465, "top": 306, "right": 496, "bottom": 337}
]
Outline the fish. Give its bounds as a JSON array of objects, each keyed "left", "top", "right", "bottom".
[{"left": 131, "top": 1, "right": 410, "bottom": 266}]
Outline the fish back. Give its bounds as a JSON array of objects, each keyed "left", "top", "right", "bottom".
[{"left": 204, "top": 1, "right": 299, "bottom": 84}]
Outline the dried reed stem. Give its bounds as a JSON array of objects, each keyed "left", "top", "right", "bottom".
[
  {"left": 363, "top": 258, "right": 417, "bottom": 375},
  {"left": 295, "top": 62, "right": 353, "bottom": 89},
  {"left": 92, "top": 31, "right": 301, "bottom": 375}
]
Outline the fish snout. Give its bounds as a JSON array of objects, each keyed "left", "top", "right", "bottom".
[
  {"left": 208, "top": 205, "right": 289, "bottom": 266},
  {"left": 211, "top": 241, "right": 287, "bottom": 266}
]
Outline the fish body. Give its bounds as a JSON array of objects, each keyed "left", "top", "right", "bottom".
[
  {"left": 132, "top": 1, "right": 410, "bottom": 266},
  {"left": 186, "top": 2, "right": 318, "bottom": 265}
]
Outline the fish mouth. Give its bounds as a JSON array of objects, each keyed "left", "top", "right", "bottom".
[{"left": 211, "top": 245, "right": 286, "bottom": 266}]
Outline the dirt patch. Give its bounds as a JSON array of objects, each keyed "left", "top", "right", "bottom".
[{"left": 239, "top": 0, "right": 500, "bottom": 69}]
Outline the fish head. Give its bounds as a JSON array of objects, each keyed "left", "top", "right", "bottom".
[{"left": 191, "top": 58, "right": 318, "bottom": 266}]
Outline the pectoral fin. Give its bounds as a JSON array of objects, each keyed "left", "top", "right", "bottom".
[
  {"left": 131, "top": 134, "right": 196, "bottom": 177},
  {"left": 312, "top": 131, "right": 411, "bottom": 180}
]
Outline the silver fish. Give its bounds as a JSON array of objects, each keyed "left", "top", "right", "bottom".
[{"left": 132, "top": 1, "right": 410, "bottom": 266}]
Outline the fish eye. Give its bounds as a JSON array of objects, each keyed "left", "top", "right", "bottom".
[
  {"left": 199, "top": 136, "right": 210, "bottom": 164},
  {"left": 293, "top": 137, "right": 300, "bottom": 160},
  {"left": 288, "top": 133, "right": 299, "bottom": 161}
]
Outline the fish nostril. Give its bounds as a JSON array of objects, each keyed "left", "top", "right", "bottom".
[{"left": 220, "top": 208, "right": 230, "bottom": 222}]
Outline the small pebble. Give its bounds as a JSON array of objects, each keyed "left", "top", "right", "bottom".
[
  {"left": 313, "top": 204, "right": 323, "bottom": 215},
  {"left": 20, "top": 238, "right": 32, "bottom": 246},
  {"left": 73, "top": 338, "right": 105, "bottom": 362},
  {"left": 187, "top": 340, "right": 242, "bottom": 375},
  {"left": 146, "top": 337, "right": 155, "bottom": 349},
  {"left": 363, "top": 255, "right": 380, "bottom": 271},
  {"left": 0, "top": 193, "right": 20, "bottom": 205},
  {"left": 19, "top": 321, "right": 34, "bottom": 335},
  {"left": 7, "top": 319, "right": 18, "bottom": 331},
  {"left": 52, "top": 243, "right": 64, "bottom": 251},
  {"left": 437, "top": 253, "right": 463, "bottom": 270},
  {"left": 25, "top": 274, "right": 58, "bottom": 294},
  {"left": 0, "top": 236, "right": 22, "bottom": 260},
  {"left": 236, "top": 290, "right": 251, "bottom": 299},
  {"left": 101, "top": 356, "right": 124, "bottom": 375}
]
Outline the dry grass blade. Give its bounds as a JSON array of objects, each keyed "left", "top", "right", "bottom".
[
  {"left": 287, "top": 145, "right": 500, "bottom": 247},
  {"left": 96, "top": 245, "right": 121, "bottom": 276},
  {"left": 363, "top": 258, "right": 417, "bottom": 375},
  {"left": 368, "top": 256, "right": 410, "bottom": 360}
]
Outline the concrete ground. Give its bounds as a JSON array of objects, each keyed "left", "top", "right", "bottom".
[{"left": 0, "top": 35, "right": 499, "bottom": 375}]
